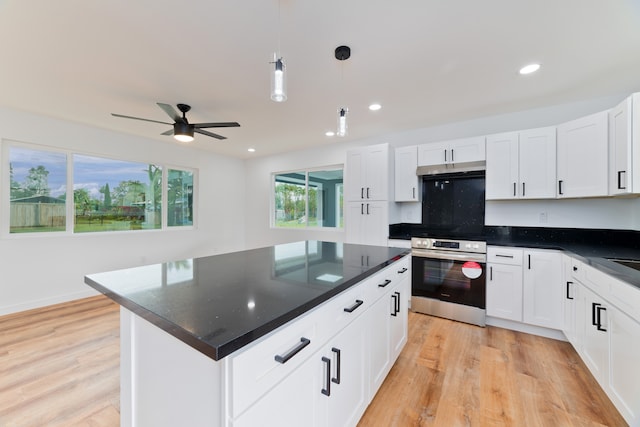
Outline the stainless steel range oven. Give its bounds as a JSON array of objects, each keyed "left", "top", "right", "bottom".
[{"left": 411, "top": 237, "right": 486, "bottom": 326}]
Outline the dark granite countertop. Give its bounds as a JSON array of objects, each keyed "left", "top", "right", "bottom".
[
  {"left": 85, "top": 241, "right": 409, "bottom": 361},
  {"left": 389, "top": 224, "right": 640, "bottom": 290}
]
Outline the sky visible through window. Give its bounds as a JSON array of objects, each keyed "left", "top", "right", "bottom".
[{"left": 73, "top": 155, "right": 154, "bottom": 199}]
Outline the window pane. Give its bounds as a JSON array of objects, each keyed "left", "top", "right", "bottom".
[
  {"left": 73, "top": 155, "right": 162, "bottom": 232},
  {"left": 168, "top": 169, "right": 194, "bottom": 227},
  {"left": 274, "top": 172, "right": 307, "bottom": 228},
  {"left": 308, "top": 169, "right": 343, "bottom": 228},
  {"left": 9, "top": 146, "right": 67, "bottom": 233}
]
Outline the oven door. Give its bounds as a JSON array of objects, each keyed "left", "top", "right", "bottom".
[{"left": 411, "top": 250, "right": 486, "bottom": 308}]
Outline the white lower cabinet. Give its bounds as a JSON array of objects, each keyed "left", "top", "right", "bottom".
[
  {"left": 487, "top": 247, "right": 563, "bottom": 329},
  {"left": 229, "top": 256, "right": 410, "bottom": 427},
  {"left": 566, "top": 258, "right": 640, "bottom": 426}
]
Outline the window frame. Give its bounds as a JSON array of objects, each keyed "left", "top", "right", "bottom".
[
  {"left": 1, "top": 139, "right": 198, "bottom": 238},
  {"left": 271, "top": 164, "right": 344, "bottom": 230}
]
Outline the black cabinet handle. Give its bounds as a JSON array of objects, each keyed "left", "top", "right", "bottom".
[
  {"left": 344, "top": 299, "right": 364, "bottom": 313},
  {"left": 573, "top": 266, "right": 578, "bottom": 272},
  {"left": 412, "top": 187, "right": 416, "bottom": 199},
  {"left": 444, "top": 149, "right": 447, "bottom": 162},
  {"left": 378, "top": 279, "right": 392, "bottom": 288},
  {"left": 398, "top": 267, "right": 408, "bottom": 274},
  {"left": 490, "top": 266, "right": 493, "bottom": 281},
  {"left": 361, "top": 188, "right": 364, "bottom": 199},
  {"left": 321, "top": 356, "right": 331, "bottom": 396},
  {"left": 618, "top": 170, "right": 626, "bottom": 190},
  {"left": 366, "top": 203, "right": 370, "bottom": 215},
  {"left": 274, "top": 337, "right": 311, "bottom": 364},
  {"left": 528, "top": 254, "right": 531, "bottom": 270},
  {"left": 522, "top": 182, "right": 525, "bottom": 197},
  {"left": 331, "top": 347, "right": 341, "bottom": 385},
  {"left": 495, "top": 254, "right": 514, "bottom": 258},
  {"left": 566, "top": 282, "right": 574, "bottom": 300},
  {"left": 513, "top": 182, "right": 516, "bottom": 197},
  {"left": 558, "top": 180, "right": 564, "bottom": 195},
  {"left": 591, "top": 302, "right": 600, "bottom": 327},
  {"left": 394, "top": 291, "right": 401, "bottom": 314},
  {"left": 391, "top": 293, "right": 398, "bottom": 317},
  {"left": 596, "top": 306, "right": 607, "bottom": 332},
  {"left": 366, "top": 187, "right": 370, "bottom": 199},
  {"left": 451, "top": 149, "right": 454, "bottom": 162},
  {"left": 360, "top": 203, "right": 364, "bottom": 215}
]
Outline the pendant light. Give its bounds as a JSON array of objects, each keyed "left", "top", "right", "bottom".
[
  {"left": 271, "top": 54, "right": 287, "bottom": 102},
  {"left": 335, "top": 45, "right": 351, "bottom": 137},
  {"left": 270, "top": 0, "right": 287, "bottom": 102}
]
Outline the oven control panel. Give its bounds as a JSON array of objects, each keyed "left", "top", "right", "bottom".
[{"left": 411, "top": 237, "right": 486, "bottom": 254}]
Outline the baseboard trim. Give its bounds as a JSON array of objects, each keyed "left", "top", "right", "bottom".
[
  {"left": 0, "top": 289, "right": 99, "bottom": 316},
  {"left": 486, "top": 316, "right": 567, "bottom": 341}
]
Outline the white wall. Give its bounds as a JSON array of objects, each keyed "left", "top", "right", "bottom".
[
  {"left": 244, "top": 93, "right": 639, "bottom": 247},
  {"left": 0, "top": 107, "right": 246, "bottom": 315}
]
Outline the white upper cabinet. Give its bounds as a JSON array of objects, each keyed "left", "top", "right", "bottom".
[
  {"left": 394, "top": 146, "right": 420, "bottom": 202},
  {"left": 557, "top": 110, "right": 609, "bottom": 198},
  {"left": 417, "top": 136, "right": 485, "bottom": 172},
  {"left": 345, "top": 143, "right": 389, "bottom": 202},
  {"left": 486, "top": 127, "right": 556, "bottom": 200},
  {"left": 608, "top": 93, "right": 640, "bottom": 195}
]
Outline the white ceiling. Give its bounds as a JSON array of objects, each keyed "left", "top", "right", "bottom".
[{"left": 1, "top": 0, "right": 639, "bottom": 159}]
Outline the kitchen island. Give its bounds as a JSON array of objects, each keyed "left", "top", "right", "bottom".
[{"left": 85, "top": 240, "right": 410, "bottom": 427}]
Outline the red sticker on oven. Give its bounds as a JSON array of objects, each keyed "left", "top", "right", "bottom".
[{"left": 461, "top": 261, "right": 483, "bottom": 279}]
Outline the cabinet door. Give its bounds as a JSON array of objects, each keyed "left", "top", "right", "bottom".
[
  {"left": 232, "top": 354, "right": 321, "bottom": 427},
  {"left": 522, "top": 249, "right": 563, "bottom": 329},
  {"left": 394, "top": 146, "right": 419, "bottom": 202},
  {"left": 322, "top": 313, "right": 369, "bottom": 427},
  {"left": 580, "top": 284, "right": 608, "bottom": 384},
  {"left": 345, "top": 202, "right": 388, "bottom": 246},
  {"left": 449, "top": 136, "right": 486, "bottom": 164},
  {"left": 368, "top": 290, "right": 392, "bottom": 393},
  {"left": 486, "top": 132, "right": 519, "bottom": 199},
  {"left": 364, "top": 144, "right": 389, "bottom": 201},
  {"left": 345, "top": 149, "right": 365, "bottom": 201},
  {"left": 556, "top": 111, "right": 609, "bottom": 198},
  {"left": 519, "top": 127, "right": 557, "bottom": 199},
  {"left": 417, "top": 141, "right": 448, "bottom": 166},
  {"left": 608, "top": 306, "right": 640, "bottom": 425},
  {"left": 562, "top": 255, "right": 578, "bottom": 346},
  {"left": 487, "top": 263, "right": 523, "bottom": 321},
  {"left": 390, "top": 278, "right": 409, "bottom": 360},
  {"left": 608, "top": 96, "right": 632, "bottom": 195}
]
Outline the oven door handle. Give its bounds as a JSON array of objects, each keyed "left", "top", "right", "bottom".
[{"left": 411, "top": 249, "right": 486, "bottom": 263}]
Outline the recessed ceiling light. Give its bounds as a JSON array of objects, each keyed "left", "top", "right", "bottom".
[
  {"left": 247, "top": 148, "right": 256, "bottom": 152},
  {"left": 369, "top": 103, "right": 382, "bottom": 111},
  {"left": 519, "top": 63, "right": 541, "bottom": 75},
  {"left": 325, "top": 131, "right": 335, "bottom": 137}
]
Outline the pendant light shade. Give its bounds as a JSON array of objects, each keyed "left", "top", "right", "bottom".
[
  {"left": 173, "top": 122, "right": 194, "bottom": 143},
  {"left": 271, "top": 56, "right": 287, "bottom": 102},
  {"left": 337, "top": 108, "right": 348, "bottom": 137}
]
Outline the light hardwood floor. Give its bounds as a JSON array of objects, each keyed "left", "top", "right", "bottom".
[{"left": 0, "top": 297, "right": 626, "bottom": 426}]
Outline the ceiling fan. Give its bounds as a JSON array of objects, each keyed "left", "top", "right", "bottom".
[{"left": 111, "top": 103, "right": 240, "bottom": 142}]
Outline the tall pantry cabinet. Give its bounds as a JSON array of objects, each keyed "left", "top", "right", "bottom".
[{"left": 345, "top": 143, "right": 390, "bottom": 246}]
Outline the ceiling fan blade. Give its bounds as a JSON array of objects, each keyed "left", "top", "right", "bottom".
[
  {"left": 161, "top": 128, "right": 174, "bottom": 136},
  {"left": 111, "top": 113, "right": 172, "bottom": 125},
  {"left": 194, "top": 128, "right": 226, "bottom": 140},
  {"left": 193, "top": 122, "right": 241, "bottom": 129},
  {"left": 157, "top": 103, "right": 181, "bottom": 122}
]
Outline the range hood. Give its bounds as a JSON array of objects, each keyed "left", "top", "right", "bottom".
[{"left": 416, "top": 160, "right": 485, "bottom": 176}]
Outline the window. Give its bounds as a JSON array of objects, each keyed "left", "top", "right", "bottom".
[
  {"left": 273, "top": 167, "right": 343, "bottom": 228},
  {"left": 9, "top": 146, "right": 67, "bottom": 233},
  {"left": 167, "top": 169, "right": 194, "bottom": 227},
  {"left": 4, "top": 142, "right": 197, "bottom": 235},
  {"left": 73, "top": 155, "right": 162, "bottom": 232}
]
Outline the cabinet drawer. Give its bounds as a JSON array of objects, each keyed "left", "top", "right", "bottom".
[
  {"left": 226, "top": 309, "right": 321, "bottom": 418},
  {"left": 487, "top": 247, "right": 523, "bottom": 265},
  {"left": 368, "top": 257, "right": 410, "bottom": 302},
  {"left": 607, "top": 275, "right": 640, "bottom": 319},
  {"left": 315, "top": 279, "right": 371, "bottom": 346}
]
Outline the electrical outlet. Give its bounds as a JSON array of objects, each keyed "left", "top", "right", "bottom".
[{"left": 539, "top": 212, "right": 548, "bottom": 223}]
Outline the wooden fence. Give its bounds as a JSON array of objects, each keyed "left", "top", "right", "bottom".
[{"left": 10, "top": 203, "right": 66, "bottom": 228}]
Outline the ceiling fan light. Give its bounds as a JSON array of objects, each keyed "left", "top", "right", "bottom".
[
  {"left": 271, "top": 56, "right": 287, "bottom": 102},
  {"left": 173, "top": 122, "right": 194, "bottom": 143}
]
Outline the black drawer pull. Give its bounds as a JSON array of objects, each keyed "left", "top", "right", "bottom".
[
  {"left": 321, "top": 356, "right": 331, "bottom": 396},
  {"left": 566, "top": 282, "right": 574, "bottom": 300},
  {"left": 398, "top": 267, "right": 408, "bottom": 274},
  {"left": 274, "top": 337, "right": 311, "bottom": 364},
  {"left": 591, "top": 302, "right": 600, "bottom": 327},
  {"left": 495, "top": 254, "right": 514, "bottom": 258},
  {"left": 596, "top": 306, "right": 607, "bottom": 332},
  {"left": 344, "top": 299, "right": 364, "bottom": 313},
  {"left": 394, "top": 291, "right": 401, "bottom": 314},
  {"left": 378, "top": 279, "right": 392, "bottom": 288}
]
